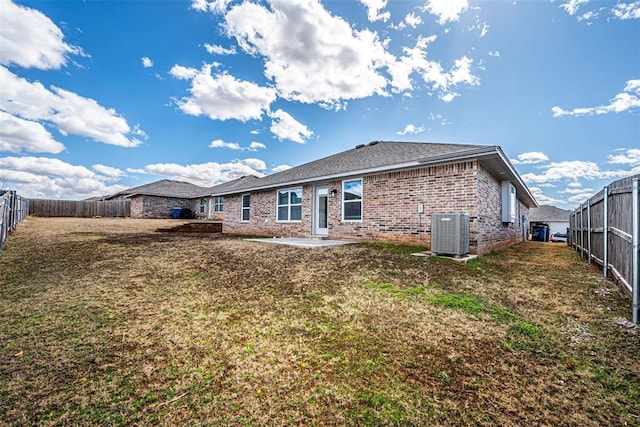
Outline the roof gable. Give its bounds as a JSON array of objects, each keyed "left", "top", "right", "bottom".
[
  {"left": 112, "top": 179, "right": 208, "bottom": 199},
  {"left": 528, "top": 205, "right": 572, "bottom": 222}
]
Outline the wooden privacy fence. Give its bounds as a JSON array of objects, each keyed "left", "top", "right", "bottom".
[
  {"left": 1, "top": 190, "right": 29, "bottom": 253},
  {"left": 568, "top": 174, "right": 639, "bottom": 323},
  {"left": 29, "top": 199, "right": 131, "bottom": 218}
]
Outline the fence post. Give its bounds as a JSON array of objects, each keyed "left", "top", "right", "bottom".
[
  {"left": 632, "top": 178, "right": 639, "bottom": 324},
  {"left": 587, "top": 199, "right": 591, "bottom": 264},
  {"left": 603, "top": 186, "right": 608, "bottom": 277},
  {"left": 580, "top": 204, "right": 584, "bottom": 258}
]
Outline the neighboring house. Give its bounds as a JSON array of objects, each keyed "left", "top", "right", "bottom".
[
  {"left": 528, "top": 205, "right": 571, "bottom": 238},
  {"left": 107, "top": 179, "right": 209, "bottom": 219},
  {"left": 203, "top": 141, "right": 538, "bottom": 255}
]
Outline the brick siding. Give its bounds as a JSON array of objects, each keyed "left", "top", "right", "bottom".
[
  {"left": 475, "top": 165, "right": 529, "bottom": 255},
  {"left": 222, "top": 161, "right": 529, "bottom": 254},
  {"left": 130, "top": 196, "right": 200, "bottom": 219}
]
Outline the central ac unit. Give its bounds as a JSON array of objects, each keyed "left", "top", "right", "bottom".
[{"left": 431, "top": 213, "right": 470, "bottom": 257}]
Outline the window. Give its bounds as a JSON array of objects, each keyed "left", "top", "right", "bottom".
[
  {"left": 343, "top": 179, "right": 362, "bottom": 221},
  {"left": 199, "top": 198, "right": 206, "bottom": 214},
  {"left": 241, "top": 194, "right": 250, "bottom": 221},
  {"left": 277, "top": 188, "right": 303, "bottom": 221},
  {"left": 214, "top": 196, "right": 224, "bottom": 213}
]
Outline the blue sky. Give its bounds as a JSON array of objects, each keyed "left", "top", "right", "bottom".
[{"left": 0, "top": 0, "right": 638, "bottom": 208}]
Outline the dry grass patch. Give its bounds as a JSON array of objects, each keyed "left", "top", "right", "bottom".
[{"left": 1, "top": 218, "right": 638, "bottom": 426}]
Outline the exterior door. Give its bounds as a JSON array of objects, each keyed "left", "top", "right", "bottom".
[{"left": 314, "top": 186, "right": 328, "bottom": 236}]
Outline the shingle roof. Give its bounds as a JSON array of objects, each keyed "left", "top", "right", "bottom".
[
  {"left": 110, "top": 179, "right": 208, "bottom": 199},
  {"left": 528, "top": 205, "right": 571, "bottom": 222},
  {"left": 196, "top": 175, "right": 260, "bottom": 197},
  {"left": 212, "top": 141, "right": 486, "bottom": 193}
]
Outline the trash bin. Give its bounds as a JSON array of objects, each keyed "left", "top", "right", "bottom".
[
  {"left": 531, "top": 225, "right": 549, "bottom": 242},
  {"left": 172, "top": 207, "right": 182, "bottom": 219}
]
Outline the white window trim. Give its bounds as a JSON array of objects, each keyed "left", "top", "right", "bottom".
[
  {"left": 342, "top": 178, "right": 363, "bottom": 222},
  {"left": 241, "top": 194, "right": 250, "bottom": 222},
  {"left": 276, "top": 187, "right": 303, "bottom": 222},
  {"left": 214, "top": 196, "right": 224, "bottom": 213}
]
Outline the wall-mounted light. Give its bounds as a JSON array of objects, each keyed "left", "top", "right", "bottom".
[{"left": 330, "top": 189, "right": 338, "bottom": 198}]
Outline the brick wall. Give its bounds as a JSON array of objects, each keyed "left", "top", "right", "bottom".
[
  {"left": 221, "top": 161, "right": 529, "bottom": 254},
  {"left": 130, "top": 196, "right": 199, "bottom": 219},
  {"left": 223, "top": 187, "right": 313, "bottom": 236},
  {"left": 475, "top": 165, "right": 528, "bottom": 255},
  {"left": 325, "top": 162, "right": 479, "bottom": 247}
]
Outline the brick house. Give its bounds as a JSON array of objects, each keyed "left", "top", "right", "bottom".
[
  {"left": 107, "top": 179, "right": 209, "bottom": 219},
  {"left": 204, "top": 141, "right": 537, "bottom": 255}
]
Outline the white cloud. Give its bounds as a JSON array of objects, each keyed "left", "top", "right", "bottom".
[
  {"left": 404, "top": 12, "right": 423, "bottom": 28},
  {"left": 243, "top": 158, "right": 267, "bottom": 170},
  {"left": 210, "top": 139, "right": 243, "bottom": 150},
  {"left": 510, "top": 151, "right": 549, "bottom": 165},
  {"left": 143, "top": 159, "right": 266, "bottom": 187},
  {"left": 0, "top": 66, "right": 143, "bottom": 147},
  {"left": 427, "top": 112, "right": 451, "bottom": 126},
  {"left": 521, "top": 160, "right": 630, "bottom": 185},
  {"left": 204, "top": 43, "right": 237, "bottom": 55},
  {"left": 422, "top": 0, "right": 469, "bottom": 25},
  {"left": 0, "top": 156, "right": 127, "bottom": 199},
  {"left": 608, "top": 148, "right": 640, "bottom": 165},
  {"left": 396, "top": 124, "right": 425, "bottom": 135},
  {"left": 612, "top": 2, "right": 640, "bottom": 19},
  {"left": 396, "top": 36, "right": 480, "bottom": 99},
  {"left": 126, "top": 168, "right": 147, "bottom": 175},
  {"left": 480, "top": 22, "right": 489, "bottom": 37},
  {"left": 0, "top": 110, "right": 65, "bottom": 154},
  {"left": 528, "top": 186, "right": 563, "bottom": 205},
  {"left": 489, "top": 50, "right": 500, "bottom": 57},
  {"left": 560, "top": 187, "right": 594, "bottom": 195},
  {"left": 359, "top": 0, "right": 390, "bottom": 22},
  {"left": 168, "top": 64, "right": 199, "bottom": 80},
  {"left": 567, "top": 193, "right": 594, "bottom": 204},
  {"left": 269, "top": 109, "right": 313, "bottom": 143},
  {"left": 249, "top": 141, "right": 266, "bottom": 150},
  {"left": 577, "top": 10, "right": 598, "bottom": 22},
  {"left": 170, "top": 63, "right": 276, "bottom": 121},
  {"left": 0, "top": 0, "right": 83, "bottom": 70},
  {"left": 192, "top": 0, "right": 480, "bottom": 108},
  {"left": 191, "top": 0, "right": 233, "bottom": 13},
  {"left": 209, "top": 139, "right": 265, "bottom": 151},
  {"left": 272, "top": 164, "right": 292, "bottom": 173},
  {"left": 224, "top": 0, "right": 394, "bottom": 109},
  {"left": 141, "top": 56, "right": 153, "bottom": 68},
  {"left": 439, "top": 92, "right": 459, "bottom": 102},
  {"left": 559, "top": 0, "right": 590, "bottom": 16},
  {"left": 552, "top": 79, "right": 640, "bottom": 117},
  {"left": 559, "top": 0, "right": 640, "bottom": 20},
  {"left": 92, "top": 164, "right": 125, "bottom": 179}
]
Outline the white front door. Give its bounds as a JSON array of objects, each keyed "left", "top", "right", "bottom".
[{"left": 314, "top": 186, "right": 328, "bottom": 236}]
